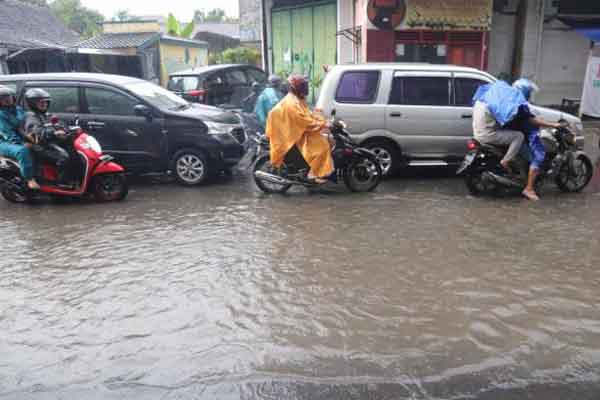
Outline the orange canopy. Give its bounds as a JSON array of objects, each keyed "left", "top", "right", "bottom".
[{"left": 265, "top": 94, "right": 334, "bottom": 178}]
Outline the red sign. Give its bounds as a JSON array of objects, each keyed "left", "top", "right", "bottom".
[{"left": 367, "top": 0, "right": 407, "bottom": 30}]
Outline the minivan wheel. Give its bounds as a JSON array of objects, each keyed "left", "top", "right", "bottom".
[
  {"left": 171, "top": 149, "right": 210, "bottom": 186},
  {"left": 363, "top": 140, "right": 400, "bottom": 177}
]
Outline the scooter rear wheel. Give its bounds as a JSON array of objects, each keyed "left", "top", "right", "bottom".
[
  {"left": 92, "top": 173, "right": 128, "bottom": 202},
  {"left": 253, "top": 157, "right": 292, "bottom": 194}
]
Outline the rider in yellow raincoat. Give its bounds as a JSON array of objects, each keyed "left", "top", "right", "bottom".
[{"left": 265, "top": 75, "right": 334, "bottom": 183}]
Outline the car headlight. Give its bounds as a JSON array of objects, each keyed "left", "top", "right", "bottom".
[
  {"left": 205, "top": 121, "right": 232, "bottom": 135},
  {"left": 574, "top": 122, "right": 584, "bottom": 133},
  {"left": 81, "top": 136, "right": 102, "bottom": 153}
]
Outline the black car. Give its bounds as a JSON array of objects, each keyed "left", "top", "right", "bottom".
[
  {"left": 0, "top": 73, "right": 247, "bottom": 186},
  {"left": 167, "top": 64, "right": 267, "bottom": 109}
]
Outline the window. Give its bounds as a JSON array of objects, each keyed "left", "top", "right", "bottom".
[
  {"left": 1, "top": 82, "right": 17, "bottom": 91},
  {"left": 395, "top": 77, "right": 450, "bottom": 106},
  {"left": 204, "top": 73, "right": 224, "bottom": 87},
  {"left": 335, "top": 71, "right": 380, "bottom": 104},
  {"left": 454, "top": 78, "right": 487, "bottom": 107},
  {"left": 245, "top": 68, "right": 267, "bottom": 84},
  {"left": 85, "top": 87, "right": 137, "bottom": 116},
  {"left": 32, "top": 86, "right": 79, "bottom": 113},
  {"left": 167, "top": 76, "right": 199, "bottom": 92},
  {"left": 225, "top": 69, "right": 247, "bottom": 85},
  {"left": 125, "top": 81, "right": 187, "bottom": 110}
]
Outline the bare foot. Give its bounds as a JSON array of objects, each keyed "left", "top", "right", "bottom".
[
  {"left": 522, "top": 189, "right": 539, "bottom": 201},
  {"left": 27, "top": 180, "right": 40, "bottom": 190}
]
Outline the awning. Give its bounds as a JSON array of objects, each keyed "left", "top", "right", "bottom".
[
  {"left": 575, "top": 28, "right": 600, "bottom": 43},
  {"left": 405, "top": 0, "right": 493, "bottom": 30}
]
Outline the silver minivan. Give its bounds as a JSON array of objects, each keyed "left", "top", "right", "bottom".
[{"left": 315, "top": 63, "right": 585, "bottom": 175}]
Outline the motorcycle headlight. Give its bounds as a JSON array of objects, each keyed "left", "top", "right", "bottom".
[
  {"left": 205, "top": 121, "right": 232, "bottom": 135},
  {"left": 81, "top": 136, "right": 102, "bottom": 153}
]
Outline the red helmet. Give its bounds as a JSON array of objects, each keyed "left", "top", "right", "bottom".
[{"left": 287, "top": 74, "right": 309, "bottom": 99}]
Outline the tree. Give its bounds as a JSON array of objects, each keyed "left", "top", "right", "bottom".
[
  {"left": 49, "top": 0, "right": 104, "bottom": 38},
  {"left": 221, "top": 47, "right": 261, "bottom": 65},
  {"left": 166, "top": 13, "right": 195, "bottom": 39},
  {"left": 193, "top": 8, "right": 238, "bottom": 23},
  {"left": 112, "top": 9, "right": 135, "bottom": 22}
]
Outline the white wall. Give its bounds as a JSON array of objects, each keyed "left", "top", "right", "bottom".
[{"left": 537, "top": 21, "right": 591, "bottom": 105}]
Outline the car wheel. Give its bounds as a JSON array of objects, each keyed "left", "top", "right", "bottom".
[
  {"left": 171, "top": 148, "right": 211, "bottom": 186},
  {"left": 363, "top": 139, "right": 401, "bottom": 177}
]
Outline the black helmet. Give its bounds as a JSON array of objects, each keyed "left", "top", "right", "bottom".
[
  {"left": 251, "top": 81, "right": 262, "bottom": 93},
  {"left": 25, "top": 88, "right": 51, "bottom": 112},
  {"left": 268, "top": 74, "right": 282, "bottom": 87}
]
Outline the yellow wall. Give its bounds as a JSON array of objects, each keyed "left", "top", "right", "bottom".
[
  {"left": 159, "top": 42, "right": 208, "bottom": 86},
  {"left": 103, "top": 21, "right": 161, "bottom": 34}
]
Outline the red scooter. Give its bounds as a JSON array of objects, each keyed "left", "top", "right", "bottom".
[{"left": 0, "top": 117, "right": 128, "bottom": 203}]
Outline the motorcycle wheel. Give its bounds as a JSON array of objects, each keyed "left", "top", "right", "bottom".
[
  {"left": 1, "top": 186, "right": 29, "bottom": 204},
  {"left": 556, "top": 154, "right": 593, "bottom": 193},
  {"left": 465, "top": 171, "right": 495, "bottom": 196},
  {"left": 253, "top": 157, "right": 292, "bottom": 194},
  {"left": 343, "top": 157, "right": 382, "bottom": 192},
  {"left": 92, "top": 173, "right": 128, "bottom": 202}
]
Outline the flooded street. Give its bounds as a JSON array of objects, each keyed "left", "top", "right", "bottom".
[{"left": 2, "top": 134, "right": 600, "bottom": 399}]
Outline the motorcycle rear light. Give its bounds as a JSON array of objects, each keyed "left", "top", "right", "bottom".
[
  {"left": 467, "top": 140, "right": 478, "bottom": 150},
  {"left": 344, "top": 148, "right": 353, "bottom": 155},
  {"left": 50, "top": 115, "right": 59, "bottom": 125}
]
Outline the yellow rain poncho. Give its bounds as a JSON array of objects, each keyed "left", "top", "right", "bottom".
[{"left": 265, "top": 93, "right": 334, "bottom": 178}]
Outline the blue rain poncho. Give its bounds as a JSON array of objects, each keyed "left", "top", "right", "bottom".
[
  {"left": 472, "top": 80, "right": 528, "bottom": 127},
  {"left": 254, "top": 87, "right": 283, "bottom": 128}
]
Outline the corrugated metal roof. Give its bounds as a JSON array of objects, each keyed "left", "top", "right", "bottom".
[
  {"left": 406, "top": 0, "right": 493, "bottom": 29},
  {"left": 0, "top": 0, "right": 80, "bottom": 51},
  {"left": 76, "top": 32, "right": 159, "bottom": 49}
]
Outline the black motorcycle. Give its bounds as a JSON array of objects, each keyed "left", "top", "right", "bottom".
[
  {"left": 457, "top": 125, "right": 593, "bottom": 196},
  {"left": 251, "top": 111, "right": 382, "bottom": 194}
]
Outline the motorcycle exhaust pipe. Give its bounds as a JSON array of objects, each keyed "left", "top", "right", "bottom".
[
  {"left": 483, "top": 171, "right": 522, "bottom": 188},
  {"left": 254, "top": 170, "right": 293, "bottom": 186}
]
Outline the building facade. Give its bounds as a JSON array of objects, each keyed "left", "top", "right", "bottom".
[{"left": 260, "top": 0, "right": 597, "bottom": 106}]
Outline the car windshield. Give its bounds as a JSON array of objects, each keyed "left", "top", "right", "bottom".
[{"left": 125, "top": 81, "right": 189, "bottom": 110}]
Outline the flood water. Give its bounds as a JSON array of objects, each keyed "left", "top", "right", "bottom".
[{"left": 2, "top": 136, "right": 600, "bottom": 399}]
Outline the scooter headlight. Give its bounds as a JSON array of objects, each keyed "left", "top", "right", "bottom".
[{"left": 81, "top": 136, "right": 102, "bottom": 153}]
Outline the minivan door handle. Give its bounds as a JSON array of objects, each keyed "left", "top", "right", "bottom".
[
  {"left": 461, "top": 113, "right": 472, "bottom": 119},
  {"left": 389, "top": 112, "right": 403, "bottom": 118},
  {"left": 87, "top": 121, "right": 106, "bottom": 128}
]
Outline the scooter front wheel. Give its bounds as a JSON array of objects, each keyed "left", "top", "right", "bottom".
[
  {"left": 1, "top": 186, "right": 30, "bottom": 203},
  {"left": 91, "top": 173, "right": 128, "bottom": 202}
]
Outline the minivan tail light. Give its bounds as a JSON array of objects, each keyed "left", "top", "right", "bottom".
[
  {"left": 467, "top": 139, "right": 478, "bottom": 150},
  {"left": 187, "top": 89, "right": 206, "bottom": 101}
]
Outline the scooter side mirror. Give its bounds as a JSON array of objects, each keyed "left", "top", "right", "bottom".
[{"left": 331, "top": 109, "right": 336, "bottom": 117}]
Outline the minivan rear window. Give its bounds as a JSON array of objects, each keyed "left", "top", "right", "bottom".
[
  {"left": 167, "top": 76, "right": 199, "bottom": 92},
  {"left": 335, "top": 71, "right": 380, "bottom": 104}
]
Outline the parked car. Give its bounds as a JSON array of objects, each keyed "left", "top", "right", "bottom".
[
  {"left": 0, "top": 73, "right": 247, "bottom": 186},
  {"left": 167, "top": 64, "right": 268, "bottom": 109},
  {"left": 315, "top": 64, "right": 586, "bottom": 176}
]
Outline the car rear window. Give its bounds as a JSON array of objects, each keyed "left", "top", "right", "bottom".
[
  {"left": 167, "top": 76, "right": 199, "bottom": 92},
  {"left": 390, "top": 77, "right": 450, "bottom": 106},
  {"left": 454, "top": 78, "right": 487, "bottom": 106},
  {"left": 335, "top": 71, "right": 380, "bottom": 104}
]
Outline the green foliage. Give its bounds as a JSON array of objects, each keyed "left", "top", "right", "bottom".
[
  {"left": 49, "top": 0, "right": 104, "bottom": 38},
  {"left": 112, "top": 9, "right": 134, "bottom": 22},
  {"left": 220, "top": 47, "right": 261, "bottom": 65},
  {"left": 166, "top": 13, "right": 195, "bottom": 39},
  {"left": 193, "top": 8, "right": 238, "bottom": 23}
]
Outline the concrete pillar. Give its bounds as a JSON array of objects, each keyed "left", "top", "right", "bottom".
[
  {"left": 337, "top": 0, "right": 355, "bottom": 64},
  {"left": 514, "top": 0, "right": 544, "bottom": 80}
]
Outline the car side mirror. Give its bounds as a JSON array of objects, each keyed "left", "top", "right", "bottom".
[
  {"left": 134, "top": 104, "right": 152, "bottom": 119},
  {"left": 331, "top": 109, "right": 336, "bottom": 117}
]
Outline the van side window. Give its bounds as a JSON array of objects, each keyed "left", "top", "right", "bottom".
[
  {"left": 399, "top": 77, "right": 451, "bottom": 106},
  {"left": 28, "top": 86, "right": 80, "bottom": 113},
  {"left": 454, "top": 78, "right": 487, "bottom": 107},
  {"left": 335, "top": 71, "right": 380, "bottom": 104}
]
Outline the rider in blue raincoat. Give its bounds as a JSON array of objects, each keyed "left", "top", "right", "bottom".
[
  {"left": 472, "top": 79, "right": 563, "bottom": 201},
  {"left": 0, "top": 85, "right": 39, "bottom": 190},
  {"left": 254, "top": 74, "right": 284, "bottom": 128}
]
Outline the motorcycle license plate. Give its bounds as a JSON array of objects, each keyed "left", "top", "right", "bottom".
[{"left": 457, "top": 152, "right": 476, "bottom": 175}]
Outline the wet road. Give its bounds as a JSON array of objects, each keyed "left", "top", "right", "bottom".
[{"left": 1, "top": 132, "right": 600, "bottom": 399}]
